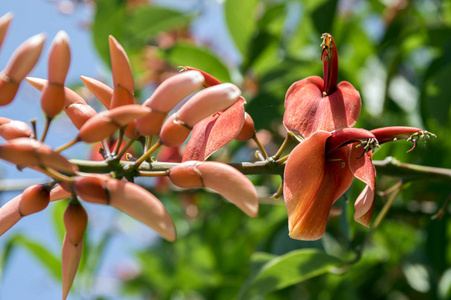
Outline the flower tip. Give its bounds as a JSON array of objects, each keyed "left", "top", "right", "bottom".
[
  {"left": 221, "top": 82, "right": 241, "bottom": 100},
  {"left": 29, "top": 32, "right": 46, "bottom": 46},
  {"left": 25, "top": 76, "right": 45, "bottom": 89},
  {"left": 55, "top": 30, "right": 69, "bottom": 43}
]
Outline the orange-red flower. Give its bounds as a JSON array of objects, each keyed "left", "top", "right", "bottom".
[
  {"left": 283, "top": 126, "right": 432, "bottom": 240},
  {"left": 283, "top": 33, "right": 361, "bottom": 139}
]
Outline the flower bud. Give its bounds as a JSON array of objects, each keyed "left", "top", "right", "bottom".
[
  {"left": 73, "top": 175, "right": 109, "bottom": 204},
  {"left": 235, "top": 112, "right": 255, "bottom": 142},
  {"left": 47, "top": 31, "right": 70, "bottom": 84},
  {"left": 0, "top": 118, "right": 33, "bottom": 140},
  {"left": 0, "top": 138, "right": 77, "bottom": 174},
  {"left": 40, "top": 82, "right": 65, "bottom": 118},
  {"left": 4, "top": 33, "right": 45, "bottom": 82},
  {"left": 80, "top": 75, "right": 112, "bottom": 109},
  {"left": 0, "top": 12, "right": 12, "bottom": 50},
  {"left": 0, "top": 76, "right": 19, "bottom": 106},
  {"left": 111, "top": 84, "right": 134, "bottom": 108},
  {"left": 63, "top": 202, "right": 87, "bottom": 246},
  {"left": 109, "top": 35, "right": 133, "bottom": 94},
  {"left": 159, "top": 113, "right": 192, "bottom": 147},
  {"left": 169, "top": 161, "right": 259, "bottom": 217},
  {"left": 18, "top": 184, "right": 50, "bottom": 216},
  {"left": 77, "top": 105, "right": 150, "bottom": 143}
]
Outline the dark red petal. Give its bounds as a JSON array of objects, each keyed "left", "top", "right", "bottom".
[{"left": 182, "top": 99, "right": 245, "bottom": 161}]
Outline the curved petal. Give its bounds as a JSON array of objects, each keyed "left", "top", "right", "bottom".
[
  {"left": 182, "top": 99, "right": 245, "bottom": 161},
  {"left": 283, "top": 77, "right": 361, "bottom": 138},
  {"left": 349, "top": 145, "right": 376, "bottom": 222},
  {"left": 283, "top": 131, "right": 328, "bottom": 240}
]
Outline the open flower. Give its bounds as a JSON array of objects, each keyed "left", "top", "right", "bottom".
[
  {"left": 283, "top": 126, "right": 431, "bottom": 240},
  {"left": 283, "top": 33, "right": 361, "bottom": 139}
]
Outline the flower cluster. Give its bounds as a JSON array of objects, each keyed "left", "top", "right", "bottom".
[
  {"left": 282, "top": 33, "right": 434, "bottom": 240},
  {"left": 0, "top": 11, "right": 435, "bottom": 298}
]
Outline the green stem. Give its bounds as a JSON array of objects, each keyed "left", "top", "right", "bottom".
[
  {"left": 116, "top": 133, "right": 140, "bottom": 160},
  {"left": 134, "top": 140, "right": 162, "bottom": 168},
  {"left": 55, "top": 138, "right": 80, "bottom": 153},
  {"left": 252, "top": 134, "right": 268, "bottom": 160},
  {"left": 40, "top": 116, "right": 52, "bottom": 143},
  {"left": 273, "top": 133, "right": 293, "bottom": 160},
  {"left": 112, "top": 127, "right": 125, "bottom": 155}
]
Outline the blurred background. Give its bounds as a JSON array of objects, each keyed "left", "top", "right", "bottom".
[{"left": 0, "top": 0, "right": 450, "bottom": 299}]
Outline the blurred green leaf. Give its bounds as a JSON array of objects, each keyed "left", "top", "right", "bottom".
[
  {"left": 224, "top": 0, "right": 259, "bottom": 57},
  {"left": 237, "top": 249, "right": 343, "bottom": 299},
  {"left": 92, "top": 0, "right": 127, "bottom": 65},
  {"left": 164, "top": 42, "right": 232, "bottom": 82},
  {"left": 11, "top": 234, "right": 62, "bottom": 282},
  {"left": 310, "top": 0, "right": 338, "bottom": 35},
  {"left": 124, "top": 6, "right": 194, "bottom": 49}
]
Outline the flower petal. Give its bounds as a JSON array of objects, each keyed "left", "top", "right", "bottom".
[
  {"left": 80, "top": 76, "right": 113, "bottom": 109},
  {"left": 62, "top": 237, "right": 83, "bottom": 300},
  {"left": 182, "top": 98, "right": 245, "bottom": 161},
  {"left": 349, "top": 145, "right": 376, "bottom": 221},
  {"left": 284, "top": 131, "right": 328, "bottom": 240},
  {"left": 283, "top": 76, "right": 361, "bottom": 138}
]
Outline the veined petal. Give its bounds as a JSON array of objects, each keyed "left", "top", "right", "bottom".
[
  {"left": 349, "top": 145, "right": 376, "bottom": 221},
  {"left": 283, "top": 77, "right": 361, "bottom": 138},
  {"left": 182, "top": 98, "right": 245, "bottom": 161}
]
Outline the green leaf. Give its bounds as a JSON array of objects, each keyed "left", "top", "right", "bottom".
[
  {"left": 12, "top": 234, "right": 62, "bottom": 281},
  {"left": 164, "top": 42, "right": 232, "bottom": 82},
  {"left": 237, "top": 249, "right": 343, "bottom": 299},
  {"left": 92, "top": 0, "right": 127, "bottom": 65},
  {"left": 310, "top": 0, "right": 338, "bottom": 35},
  {"left": 124, "top": 6, "right": 193, "bottom": 49},
  {"left": 224, "top": 0, "right": 259, "bottom": 57}
]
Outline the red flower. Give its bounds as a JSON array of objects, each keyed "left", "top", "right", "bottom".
[
  {"left": 283, "top": 33, "right": 361, "bottom": 139},
  {"left": 283, "top": 126, "right": 431, "bottom": 240}
]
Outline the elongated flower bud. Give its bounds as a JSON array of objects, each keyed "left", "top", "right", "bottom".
[
  {"left": 80, "top": 75, "right": 112, "bottom": 108},
  {"left": 169, "top": 161, "right": 259, "bottom": 217},
  {"left": 136, "top": 71, "right": 204, "bottom": 136},
  {"left": 26, "top": 77, "right": 96, "bottom": 128},
  {"left": 0, "top": 138, "right": 77, "bottom": 174},
  {"left": 159, "top": 83, "right": 241, "bottom": 147},
  {"left": 3, "top": 33, "right": 45, "bottom": 82},
  {"left": 109, "top": 36, "right": 134, "bottom": 108},
  {"left": 0, "top": 12, "right": 12, "bottom": 50},
  {"left": 41, "top": 31, "right": 71, "bottom": 118},
  {"left": 77, "top": 104, "right": 150, "bottom": 143},
  {"left": 18, "top": 184, "right": 50, "bottom": 216},
  {"left": 0, "top": 118, "right": 33, "bottom": 140},
  {"left": 62, "top": 202, "right": 87, "bottom": 300},
  {"left": 73, "top": 175, "right": 176, "bottom": 241},
  {"left": 0, "top": 76, "right": 19, "bottom": 106}
]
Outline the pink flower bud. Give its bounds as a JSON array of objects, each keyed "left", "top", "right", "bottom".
[
  {"left": 159, "top": 84, "right": 241, "bottom": 147},
  {"left": 0, "top": 12, "right": 13, "bottom": 50},
  {"left": 111, "top": 84, "right": 135, "bottom": 109},
  {"left": 18, "top": 184, "right": 50, "bottom": 216},
  {"left": 0, "top": 195, "right": 22, "bottom": 236},
  {"left": 62, "top": 202, "right": 87, "bottom": 300},
  {"left": 80, "top": 75, "right": 113, "bottom": 109},
  {"left": 169, "top": 161, "right": 259, "bottom": 217},
  {"left": 109, "top": 35, "right": 133, "bottom": 93},
  {"left": 0, "top": 138, "right": 77, "bottom": 174},
  {"left": 0, "top": 118, "right": 33, "bottom": 140},
  {"left": 40, "top": 82, "right": 65, "bottom": 118},
  {"left": 47, "top": 31, "right": 70, "bottom": 85},
  {"left": 4, "top": 33, "right": 45, "bottom": 82},
  {"left": 0, "top": 76, "right": 19, "bottom": 105},
  {"left": 77, "top": 104, "right": 150, "bottom": 143},
  {"left": 136, "top": 71, "right": 204, "bottom": 136}
]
